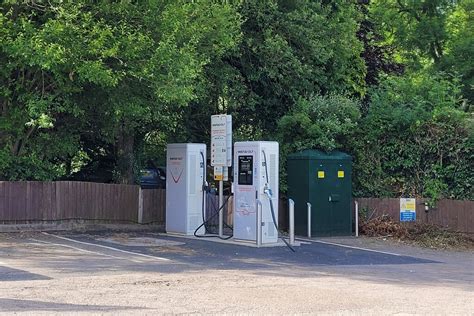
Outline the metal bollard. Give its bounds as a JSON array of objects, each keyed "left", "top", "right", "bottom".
[
  {"left": 289, "top": 199, "right": 295, "bottom": 246},
  {"left": 218, "top": 180, "right": 224, "bottom": 238},
  {"left": 256, "top": 199, "right": 263, "bottom": 247},
  {"left": 355, "top": 200, "right": 359, "bottom": 237},
  {"left": 307, "top": 202, "right": 312, "bottom": 238}
]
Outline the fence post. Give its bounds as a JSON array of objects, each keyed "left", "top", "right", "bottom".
[
  {"left": 307, "top": 202, "right": 312, "bottom": 238},
  {"left": 138, "top": 187, "right": 143, "bottom": 224},
  {"left": 355, "top": 200, "right": 359, "bottom": 237},
  {"left": 256, "top": 199, "right": 263, "bottom": 247},
  {"left": 289, "top": 199, "right": 295, "bottom": 246}
]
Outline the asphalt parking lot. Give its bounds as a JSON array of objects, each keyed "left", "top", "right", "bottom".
[{"left": 0, "top": 230, "right": 472, "bottom": 314}]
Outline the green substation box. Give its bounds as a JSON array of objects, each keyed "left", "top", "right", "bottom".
[{"left": 287, "top": 150, "right": 352, "bottom": 236}]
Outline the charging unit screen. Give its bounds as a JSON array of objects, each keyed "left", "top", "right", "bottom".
[{"left": 238, "top": 156, "right": 253, "bottom": 185}]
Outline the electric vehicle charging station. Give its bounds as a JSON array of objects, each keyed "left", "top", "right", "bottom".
[
  {"left": 165, "top": 143, "right": 206, "bottom": 235},
  {"left": 233, "top": 141, "right": 279, "bottom": 244},
  {"left": 163, "top": 117, "right": 291, "bottom": 248}
]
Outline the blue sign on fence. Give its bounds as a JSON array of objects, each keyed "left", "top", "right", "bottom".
[{"left": 400, "top": 198, "right": 416, "bottom": 222}]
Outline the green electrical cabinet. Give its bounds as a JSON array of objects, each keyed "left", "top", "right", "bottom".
[{"left": 287, "top": 150, "right": 352, "bottom": 236}]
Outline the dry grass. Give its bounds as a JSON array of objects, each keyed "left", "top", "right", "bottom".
[{"left": 360, "top": 215, "right": 474, "bottom": 250}]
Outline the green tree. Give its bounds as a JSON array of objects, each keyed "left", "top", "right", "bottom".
[
  {"left": 371, "top": 0, "right": 455, "bottom": 66},
  {"left": 356, "top": 0, "right": 404, "bottom": 88},
  {"left": 177, "top": 0, "right": 366, "bottom": 145},
  {"left": 442, "top": 0, "right": 474, "bottom": 103},
  {"left": 351, "top": 72, "right": 473, "bottom": 199},
  {"left": 371, "top": 0, "right": 474, "bottom": 103},
  {"left": 277, "top": 94, "right": 361, "bottom": 191},
  {"left": 0, "top": 1, "right": 241, "bottom": 182}
]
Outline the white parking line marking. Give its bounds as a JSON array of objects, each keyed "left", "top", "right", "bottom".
[
  {"left": 41, "top": 232, "right": 170, "bottom": 261},
  {"left": 296, "top": 238, "right": 402, "bottom": 257},
  {"left": 29, "top": 238, "right": 139, "bottom": 262}
]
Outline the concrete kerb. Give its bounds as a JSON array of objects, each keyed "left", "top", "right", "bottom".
[
  {"left": 0, "top": 221, "right": 164, "bottom": 233},
  {"left": 162, "top": 232, "right": 303, "bottom": 248}
]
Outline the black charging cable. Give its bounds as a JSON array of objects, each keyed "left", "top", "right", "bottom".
[
  {"left": 262, "top": 150, "right": 295, "bottom": 252},
  {"left": 194, "top": 193, "right": 233, "bottom": 240}
]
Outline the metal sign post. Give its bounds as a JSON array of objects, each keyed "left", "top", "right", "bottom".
[{"left": 211, "top": 114, "right": 232, "bottom": 238}]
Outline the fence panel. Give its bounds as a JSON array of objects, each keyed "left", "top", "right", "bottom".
[
  {"left": 142, "top": 189, "right": 166, "bottom": 224},
  {"left": 355, "top": 198, "right": 473, "bottom": 234},
  {"left": 32, "top": 182, "right": 55, "bottom": 220},
  {"left": 98, "top": 182, "right": 138, "bottom": 222},
  {"left": 1, "top": 181, "right": 471, "bottom": 233},
  {"left": 0, "top": 181, "right": 139, "bottom": 223}
]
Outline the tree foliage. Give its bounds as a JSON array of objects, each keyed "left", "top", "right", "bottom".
[
  {"left": 371, "top": 0, "right": 474, "bottom": 103},
  {"left": 442, "top": 0, "right": 474, "bottom": 103},
  {"left": 278, "top": 94, "right": 361, "bottom": 153},
  {"left": 351, "top": 72, "right": 473, "bottom": 199},
  {"left": 277, "top": 94, "right": 361, "bottom": 191},
  {"left": 173, "top": 0, "right": 366, "bottom": 146},
  {"left": 0, "top": 0, "right": 472, "bottom": 201},
  {"left": 0, "top": 1, "right": 241, "bottom": 182}
]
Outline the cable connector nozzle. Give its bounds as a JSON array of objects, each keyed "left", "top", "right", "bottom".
[{"left": 263, "top": 183, "right": 273, "bottom": 198}]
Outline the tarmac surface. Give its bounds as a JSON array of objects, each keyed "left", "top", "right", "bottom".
[{"left": 0, "top": 230, "right": 472, "bottom": 314}]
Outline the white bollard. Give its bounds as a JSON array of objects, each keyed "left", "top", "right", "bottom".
[
  {"left": 355, "top": 200, "right": 359, "bottom": 237},
  {"left": 218, "top": 180, "right": 224, "bottom": 238},
  {"left": 289, "top": 199, "right": 295, "bottom": 246},
  {"left": 307, "top": 202, "right": 312, "bottom": 238},
  {"left": 256, "top": 199, "right": 263, "bottom": 247}
]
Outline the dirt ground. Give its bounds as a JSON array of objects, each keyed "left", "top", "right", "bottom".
[{"left": 0, "top": 230, "right": 473, "bottom": 315}]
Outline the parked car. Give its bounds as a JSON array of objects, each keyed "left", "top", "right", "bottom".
[{"left": 140, "top": 167, "right": 166, "bottom": 189}]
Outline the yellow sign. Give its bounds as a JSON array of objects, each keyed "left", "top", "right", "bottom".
[
  {"left": 404, "top": 200, "right": 415, "bottom": 210},
  {"left": 400, "top": 198, "right": 416, "bottom": 221},
  {"left": 317, "top": 171, "right": 325, "bottom": 178},
  {"left": 214, "top": 166, "right": 223, "bottom": 181},
  {"left": 338, "top": 170, "right": 344, "bottom": 178}
]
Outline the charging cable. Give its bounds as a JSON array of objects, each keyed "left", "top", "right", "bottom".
[
  {"left": 196, "top": 151, "right": 233, "bottom": 240},
  {"left": 262, "top": 150, "right": 295, "bottom": 252}
]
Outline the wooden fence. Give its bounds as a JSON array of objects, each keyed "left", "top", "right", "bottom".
[
  {"left": 0, "top": 181, "right": 162, "bottom": 225},
  {"left": 355, "top": 198, "right": 474, "bottom": 234},
  {"left": 1, "top": 181, "right": 472, "bottom": 234},
  {"left": 0, "top": 181, "right": 220, "bottom": 228},
  {"left": 140, "top": 188, "right": 166, "bottom": 224}
]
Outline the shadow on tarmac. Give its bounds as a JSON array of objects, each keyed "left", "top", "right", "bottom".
[{"left": 0, "top": 298, "right": 143, "bottom": 313}]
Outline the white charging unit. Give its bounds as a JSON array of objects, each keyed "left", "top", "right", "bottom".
[
  {"left": 233, "top": 141, "right": 279, "bottom": 244},
  {"left": 166, "top": 143, "right": 206, "bottom": 235}
]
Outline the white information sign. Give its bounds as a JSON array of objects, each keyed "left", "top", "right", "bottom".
[{"left": 211, "top": 114, "right": 232, "bottom": 167}]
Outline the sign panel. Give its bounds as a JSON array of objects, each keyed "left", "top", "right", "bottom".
[
  {"left": 400, "top": 198, "right": 416, "bottom": 222},
  {"left": 214, "top": 166, "right": 223, "bottom": 181},
  {"left": 213, "top": 166, "right": 229, "bottom": 181},
  {"left": 211, "top": 114, "right": 232, "bottom": 167}
]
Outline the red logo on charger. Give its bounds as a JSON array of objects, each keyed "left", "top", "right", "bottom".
[{"left": 170, "top": 169, "right": 184, "bottom": 183}]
